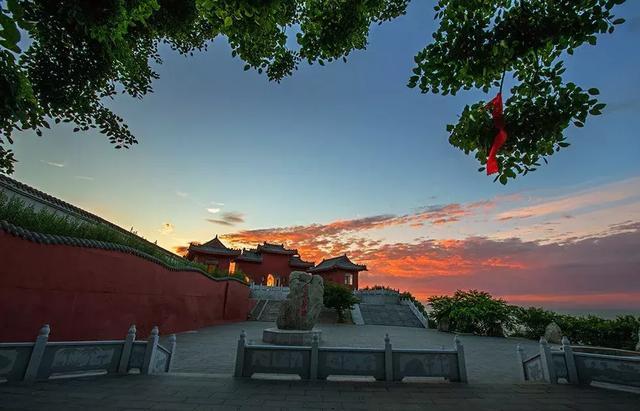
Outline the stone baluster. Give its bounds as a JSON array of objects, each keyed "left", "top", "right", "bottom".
[
  {"left": 562, "top": 336, "right": 578, "bottom": 384},
  {"left": 454, "top": 336, "right": 468, "bottom": 383},
  {"left": 234, "top": 330, "right": 246, "bottom": 378},
  {"left": 310, "top": 334, "right": 319, "bottom": 380},
  {"left": 24, "top": 324, "right": 50, "bottom": 382},
  {"left": 516, "top": 344, "right": 526, "bottom": 381},
  {"left": 141, "top": 326, "right": 159, "bottom": 375},
  {"left": 539, "top": 337, "right": 556, "bottom": 384},
  {"left": 167, "top": 334, "right": 177, "bottom": 372},
  {"left": 384, "top": 334, "right": 393, "bottom": 382},
  {"left": 118, "top": 324, "right": 136, "bottom": 374}
]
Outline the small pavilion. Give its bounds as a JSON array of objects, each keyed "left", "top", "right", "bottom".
[{"left": 309, "top": 255, "right": 367, "bottom": 290}]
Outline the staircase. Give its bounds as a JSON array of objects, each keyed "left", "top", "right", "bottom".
[
  {"left": 359, "top": 304, "right": 424, "bottom": 328},
  {"left": 249, "top": 300, "right": 282, "bottom": 322}
]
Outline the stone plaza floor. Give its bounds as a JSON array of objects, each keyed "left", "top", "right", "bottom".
[
  {"left": 2, "top": 321, "right": 638, "bottom": 410},
  {"left": 0, "top": 373, "right": 637, "bottom": 411},
  {"left": 161, "top": 321, "right": 543, "bottom": 383}
]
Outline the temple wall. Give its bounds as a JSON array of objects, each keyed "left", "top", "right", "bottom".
[{"left": 0, "top": 231, "right": 249, "bottom": 342}]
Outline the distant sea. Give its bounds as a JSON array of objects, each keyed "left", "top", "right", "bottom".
[{"left": 550, "top": 308, "right": 640, "bottom": 319}]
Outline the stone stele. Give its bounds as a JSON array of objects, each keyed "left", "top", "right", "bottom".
[
  {"left": 544, "top": 322, "right": 563, "bottom": 344},
  {"left": 276, "top": 271, "right": 324, "bottom": 331}
]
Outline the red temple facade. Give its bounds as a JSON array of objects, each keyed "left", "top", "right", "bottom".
[
  {"left": 308, "top": 255, "right": 366, "bottom": 290},
  {"left": 186, "top": 236, "right": 241, "bottom": 273},
  {"left": 186, "top": 237, "right": 366, "bottom": 289}
]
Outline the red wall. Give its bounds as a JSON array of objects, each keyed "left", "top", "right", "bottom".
[
  {"left": 237, "top": 253, "right": 298, "bottom": 286},
  {"left": 0, "top": 232, "right": 250, "bottom": 342},
  {"left": 319, "top": 269, "right": 359, "bottom": 290}
]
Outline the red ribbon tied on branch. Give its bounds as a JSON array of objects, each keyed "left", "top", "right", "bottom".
[{"left": 486, "top": 93, "right": 508, "bottom": 175}]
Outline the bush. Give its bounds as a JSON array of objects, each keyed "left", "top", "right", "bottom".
[
  {"left": 513, "top": 307, "right": 640, "bottom": 350},
  {"left": 512, "top": 306, "right": 560, "bottom": 340},
  {"left": 323, "top": 282, "right": 359, "bottom": 323},
  {"left": 428, "top": 290, "right": 515, "bottom": 337}
]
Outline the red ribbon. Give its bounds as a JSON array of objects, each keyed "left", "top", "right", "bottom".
[{"left": 486, "top": 93, "right": 508, "bottom": 175}]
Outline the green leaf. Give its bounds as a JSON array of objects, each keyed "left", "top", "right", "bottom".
[{"left": 588, "top": 88, "right": 600, "bottom": 95}]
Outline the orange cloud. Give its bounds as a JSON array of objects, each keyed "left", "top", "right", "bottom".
[{"left": 496, "top": 177, "right": 640, "bottom": 221}]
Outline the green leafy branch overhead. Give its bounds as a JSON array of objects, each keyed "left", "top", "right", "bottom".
[
  {"left": 0, "top": 0, "right": 627, "bottom": 182},
  {"left": 409, "top": 0, "right": 626, "bottom": 183}
]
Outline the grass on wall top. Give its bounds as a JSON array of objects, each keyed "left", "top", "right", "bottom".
[{"left": 0, "top": 190, "right": 246, "bottom": 282}]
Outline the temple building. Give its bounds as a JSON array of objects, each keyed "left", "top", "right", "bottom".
[
  {"left": 185, "top": 236, "right": 241, "bottom": 273},
  {"left": 185, "top": 236, "right": 366, "bottom": 289},
  {"left": 309, "top": 255, "right": 366, "bottom": 290},
  {"left": 235, "top": 242, "right": 314, "bottom": 287}
]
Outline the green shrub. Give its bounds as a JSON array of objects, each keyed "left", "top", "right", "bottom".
[
  {"left": 512, "top": 306, "right": 561, "bottom": 339},
  {"left": 428, "top": 290, "right": 515, "bottom": 337},
  {"left": 323, "top": 282, "right": 359, "bottom": 323},
  {"left": 507, "top": 306, "right": 640, "bottom": 350}
]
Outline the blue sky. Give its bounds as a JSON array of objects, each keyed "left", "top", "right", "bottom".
[{"left": 8, "top": 2, "right": 640, "bottom": 308}]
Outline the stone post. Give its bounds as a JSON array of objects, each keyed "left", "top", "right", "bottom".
[
  {"left": 118, "top": 324, "right": 136, "bottom": 374},
  {"left": 24, "top": 324, "right": 50, "bottom": 382},
  {"left": 141, "top": 326, "right": 159, "bottom": 375},
  {"left": 384, "top": 334, "right": 393, "bottom": 382},
  {"left": 454, "top": 336, "right": 468, "bottom": 383},
  {"left": 562, "top": 336, "right": 578, "bottom": 384},
  {"left": 310, "top": 334, "right": 319, "bottom": 380},
  {"left": 539, "top": 337, "right": 556, "bottom": 384},
  {"left": 234, "top": 330, "right": 246, "bottom": 378},
  {"left": 516, "top": 344, "right": 526, "bottom": 382},
  {"left": 167, "top": 334, "right": 177, "bottom": 372}
]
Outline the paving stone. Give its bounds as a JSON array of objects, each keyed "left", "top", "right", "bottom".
[{"left": 3, "top": 375, "right": 637, "bottom": 411}]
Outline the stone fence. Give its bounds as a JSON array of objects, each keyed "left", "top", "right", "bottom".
[
  {"left": 354, "top": 289, "right": 400, "bottom": 305},
  {"left": 400, "top": 298, "right": 429, "bottom": 329},
  {"left": 234, "top": 332, "right": 467, "bottom": 382},
  {"left": 0, "top": 324, "right": 175, "bottom": 383},
  {"left": 517, "top": 337, "right": 640, "bottom": 388},
  {"left": 249, "top": 284, "right": 290, "bottom": 301}
]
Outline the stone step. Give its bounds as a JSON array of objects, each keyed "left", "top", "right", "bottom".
[
  {"left": 257, "top": 300, "right": 282, "bottom": 322},
  {"left": 358, "top": 304, "right": 424, "bottom": 328}
]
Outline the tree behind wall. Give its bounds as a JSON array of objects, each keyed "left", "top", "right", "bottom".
[{"left": 323, "top": 281, "right": 359, "bottom": 323}]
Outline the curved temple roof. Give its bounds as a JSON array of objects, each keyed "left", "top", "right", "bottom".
[
  {"left": 188, "top": 236, "right": 241, "bottom": 256},
  {"left": 309, "top": 255, "right": 367, "bottom": 273}
]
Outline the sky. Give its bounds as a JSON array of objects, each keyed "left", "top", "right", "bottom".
[{"left": 8, "top": 2, "right": 640, "bottom": 311}]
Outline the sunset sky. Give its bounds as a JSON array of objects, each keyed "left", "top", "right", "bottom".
[{"left": 9, "top": 2, "right": 640, "bottom": 310}]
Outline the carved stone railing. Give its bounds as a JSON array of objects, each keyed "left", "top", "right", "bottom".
[
  {"left": 234, "top": 332, "right": 467, "bottom": 382},
  {"left": 0, "top": 324, "right": 175, "bottom": 383},
  {"left": 400, "top": 298, "right": 429, "bottom": 329},
  {"left": 517, "top": 337, "right": 640, "bottom": 388}
]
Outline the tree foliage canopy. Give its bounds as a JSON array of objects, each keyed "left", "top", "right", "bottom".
[
  {"left": 0, "top": 0, "right": 627, "bottom": 181},
  {"left": 323, "top": 281, "right": 359, "bottom": 322},
  {"left": 409, "top": 0, "right": 626, "bottom": 183}
]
